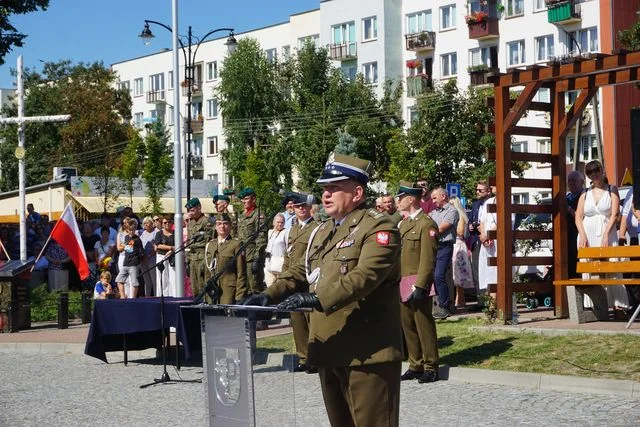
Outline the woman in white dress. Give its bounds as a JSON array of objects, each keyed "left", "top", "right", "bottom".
[
  {"left": 576, "top": 160, "right": 629, "bottom": 309},
  {"left": 263, "top": 213, "right": 288, "bottom": 287}
]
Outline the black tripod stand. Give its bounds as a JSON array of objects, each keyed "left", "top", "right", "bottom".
[{"left": 140, "top": 236, "right": 203, "bottom": 389}]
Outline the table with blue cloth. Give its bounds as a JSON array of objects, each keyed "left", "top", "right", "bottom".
[{"left": 84, "top": 297, "right": 201, "bottom": 365}]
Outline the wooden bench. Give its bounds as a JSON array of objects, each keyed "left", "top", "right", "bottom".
[{"left": 554, "top": 246, "right": 640, "bottom": 326}]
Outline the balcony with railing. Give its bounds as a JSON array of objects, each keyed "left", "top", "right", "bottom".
[
  {"left": 468, "top": 66, "right": 499, "bottom": 87},
  {"left": 146, "top": 90, "right": 166, "bottom": 103},
  {"left": 328, "top": 42, "right": 357, "bottom": 61},
  {"left": 186, "top": 118, "right": 203, "bottom": 134},
  {"left": 466, "top": 1, "right": 499, "bottom": 40},
  {"left": 406, "top": 74, "right": 433, "bottom": 98},
  {"left": 405, "top": 31, "right": 436, "bottom": 52},
  {"left": 546, "top": 0, "right": 581, "bottom": 24},
  {"left": 181, "top": 79, "right": 203, "bottom": 97}
]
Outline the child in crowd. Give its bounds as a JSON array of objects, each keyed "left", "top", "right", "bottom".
[
  {"left": 94, "top": 271, "right": 114, "bottom": 299},
  {"left": 115, "top": 217, "right": 143, "bottom": 299}
]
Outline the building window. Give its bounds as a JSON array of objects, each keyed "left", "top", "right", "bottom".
[
  {"left": 406, "top": 10, "right": 432, "bottom": 33},
  {"left": 362, "top": 16, "right": 378, "bottom": 41},
  {"left": 441, "top": 52, "right": 457, "bottom": 77},
  {"left": 149, "top": 73, "right": 164, "bottom": 91},
  {"left": 119, "top": 81, "right": 130, "bottom": 91},
  {"left": 567, "top": 135, "right": 598, "bottom": 163},
  {"left": 134, "top": 112, "right": 143, "bottom": 128},
  {"left": 440, "top": 4, "right": 456, "bottom": 30},
  {"left": 265, "top": 48, "right": 277, "bottom": 63},
  {"left": 570, "top": 27, "right": 598, "bottom": 54},
  {"left": 208, "top": 136, "right": 219, "bottom": 156},
  {"left": 469, "top": 47, "right": 491, "bottom": 67},
  {"left": 507, "top": 40, "right": 526, "bottom": 67},
  {"left": 298, "top": 34, "right": 320, "bottom": 49},
  {"left": 535, "top": 35, "right": 554, "bottom": 62},
  {"left": 535, "top": 88, "right": 550, "bottom": 103},
  {"left": 513, "top": 193, "right": 529, "bottom": 204},
  {"left": 206, "top": 99, "right": 218, "bottom": 119},
  {"left": 168, "top": 71, "right": 174, "bottom": 90},
  {"left": 362, "top": 62, "right": 378, "bottom": 84},
  {"left": 538, "top": 139, "right": 551, "bottom": 166},
  {"left": 332, "top": 22, "right": 356, "bottom": 45},
  {"left": 533, "top": 0, "right": 546, "bottom": 12},
  {"left": 282, "top": 45, "right": 290, "bottom": 59},
  {"left": 133, "top": 78, "right": 143, "bottom": 97},
  {"left": 512, "top": 140, "right": 528, "bottom": 153},
  {"left": 208, "top": 174, "right": 219, "bottom": 195},
  {"left": 206, "top": 61, "right": 218, "bottom": 81},
  {"left": 566, "top": 90, "right": 579, "bottom": 106},
  {"left": 343, "top": 64, "right": 357, "bottom": 81},
  {"left": 505, "top": 0, "right": 524, "bottom": 17},
  {"left": 167, "top": 106, "right": 174, "bottom": 126}
]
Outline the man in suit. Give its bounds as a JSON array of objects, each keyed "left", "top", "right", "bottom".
[
  {"left": 396, "top": 181, "right": 440, "bottom": 383},
  {"left": 237, "top": 188, "right": 267, "bottom": 294},
  {"left": 244, "top": 152, "right": 403, "bottom": 427},
  {"left": 204, "top": 213, "right": 247, "bottom": 304}
]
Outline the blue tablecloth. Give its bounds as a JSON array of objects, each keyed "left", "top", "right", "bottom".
[{"left": 84, "top": 297, "right": 200, "bottom": 363}]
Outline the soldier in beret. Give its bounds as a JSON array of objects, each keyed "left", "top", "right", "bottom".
[
  {"left": 396, "top": 181, "right": 440, "bottom": 384},
  {"left": 237, "top": 188, "right": 267, "bottom": 293},
  {"left": 213, "top": 194, "right": 237, "bottom": 237},
  {"left": 185, "top": 197, "right": 213, "bottom": 296},
  {"left": 244, "top": 152, "right": 403, "bottom": 426},
  {"left": 204, "top": 213, "right": 248, "bottom": 304}
]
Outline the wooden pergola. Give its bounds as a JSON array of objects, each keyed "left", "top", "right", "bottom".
[{"left": 488, "top": 51, "right": 640, "bottom": 321}]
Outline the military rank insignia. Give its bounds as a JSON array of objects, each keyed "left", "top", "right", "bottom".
[
  {"left": 429, "top": 229, "right": 437, "bottom": 238},
  {"left": 376, "top": 231, "right": 390, "bottom": 245}
]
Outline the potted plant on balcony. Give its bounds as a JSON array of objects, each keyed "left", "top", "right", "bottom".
[
  {"left": 465, "top": 10, "right": 489, "bottom": 25},
  {"left": 406, "top": 59, "right": 423, "bottom": 72}
]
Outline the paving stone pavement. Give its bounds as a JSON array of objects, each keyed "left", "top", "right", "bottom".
[{"left": 1, "top": 352, "right": 640, "bottom": 426}]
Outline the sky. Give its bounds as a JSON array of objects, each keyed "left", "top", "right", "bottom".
[{"left": 0, "top": 0, "right": 320, "bottom": 88}]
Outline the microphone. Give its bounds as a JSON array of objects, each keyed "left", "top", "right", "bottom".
[{"left": 190, "top": 231, "right": 206, "bottom": 242}]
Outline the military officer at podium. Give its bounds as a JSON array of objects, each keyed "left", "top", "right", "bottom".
[
  {"left": 396, "top": 181, "right": 440, "bottom": 383},
  {"left": 244, "top": 152, "right": 403, "bottom": 427},
  {"left": 205, "top": 213, "right": 247, "bottom": 304}
]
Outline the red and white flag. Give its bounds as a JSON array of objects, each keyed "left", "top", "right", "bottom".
[{"left": 50, "top": 202, "right": 89, "bottom": 280}]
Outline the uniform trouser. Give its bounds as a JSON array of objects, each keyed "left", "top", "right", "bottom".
[
  {"left": 246, "top": 260, "right": 264, "bottom": 293},
  {"left": 188, "top": 254, "right": 207, "bottom": 296},
  {"left": 400, "top": 297, "right": 439, "bottom": 372},
  {"left": 219, "top": 283, "right": 237, "bottom": 305},
  {"left": 291, "top": 311, "right": 310, "bottom": 364},
  {"left": 318, "top": 361, "right": 401, "bottom": 427},
  {"left": 434, "top": 242, "right": 454, "bottom": 308}
]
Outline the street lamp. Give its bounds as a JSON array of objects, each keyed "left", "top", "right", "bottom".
[{"left": 139, "top": 20, "right": 236, "bottom": 200}]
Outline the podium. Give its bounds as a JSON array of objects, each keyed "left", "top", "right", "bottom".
[{"left": 194, "top": 305, "right": 303, "bottom": 427}]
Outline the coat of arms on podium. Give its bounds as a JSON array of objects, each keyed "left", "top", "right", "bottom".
[{"left": 213, "top": 347, "right": 241, "bottom": 406}]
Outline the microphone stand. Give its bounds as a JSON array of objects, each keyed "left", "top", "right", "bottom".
[{"left": 139, "top": 233, "right": 205, "bottom": 389}]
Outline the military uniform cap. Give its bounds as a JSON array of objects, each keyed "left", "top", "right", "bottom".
[
  {"left": 238, "top": 188, "right": 256, "bottom": 198},
  {"left": 213, "top": 194, "right": 230, "bottom": 203},
  {"left": 317, "top": 152, "right": 371, "bottom": 185},
  {"left": 222, "top": 188, "right": 235, "bottom": 196},
  {"left": 283, "top": 191, "right": 317, "bottom": 206},
  {"left": 396, "top": 181, "right": 422, "bottom": 198},
  {"left": 185, "top": 197, "right": 201, "bottom": 209},
  {"left": 215, "top": 213, "right": 232, "bottom": 222}
]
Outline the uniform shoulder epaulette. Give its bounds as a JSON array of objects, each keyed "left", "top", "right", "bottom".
[{"left": 366, "top": 208, "right": 385, "bottom": 219}]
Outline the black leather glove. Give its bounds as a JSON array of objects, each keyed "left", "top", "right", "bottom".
[
  {"left": 406, "top": 287, "right": 428, "bottom": 305},
  {"left": 241, "top": 293, "right": 271, "bottom": 306},
  {"left": 277, "top": 293, "right": 322, "bottom": 311},
  {"left": 251, "top": 258, "right": 261, "bottom": 274},
  {"left": 619, "top": 238, "right": 627, "bottom": 246}
]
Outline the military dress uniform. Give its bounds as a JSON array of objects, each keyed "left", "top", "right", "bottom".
[
  {"left": 186, "top": 204, "right": 213, "bottom": 296},
  {"left": 204, "top": 234, "right": 248, "bottom": 304},
  {"left": 397, "top": 182, "right": 440, "bottom": 380},
  {"left": 237, "top": 199, "right": 267, "bottom": 293}
]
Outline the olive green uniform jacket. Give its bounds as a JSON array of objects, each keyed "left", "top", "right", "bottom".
[
  {"left": 205, "top": 236, "right": 248, "bottom": 304},
  {"left": 187, "top": 213, "right": 213, "bottom": 295},
  {"left": 267, "top": 206, "right": 403, "bottom": 368},
  {"left": 236, "top": 208, "right": 266, "bottom": 262},
  {"left": 399, "top": 211, "right": 438, "bottom": 288}
]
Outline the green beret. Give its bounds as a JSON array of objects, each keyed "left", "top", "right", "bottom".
[
  {"left": 222, "top": 188, "right": 235, "bottom": 196},
  {"left": 396, "top": 181, "right": 422, "bottom": 197},
  {"left": 213, "top": 194, "right": 230, "bottom": 203},
  {"left": 185, "top": 197, "right": 201, "bottom": 209},
  {"left": 214, "top": 213, "right": 232, "bottom": 223},
  {"left": 238, "top": 188, "right": 255, "bottom": 198}
]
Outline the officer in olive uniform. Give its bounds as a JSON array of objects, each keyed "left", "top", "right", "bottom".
[
  {"left": 244, "top": 153, "right": 403, "bottom": 427},
  {"left": 237, "top": 188, "right": 267, "bottom": 293},
  {"left": 213, "top": 194, "right": 237, "bottom": 238},
  {"left": 185, "top": 197, "right": 213, "bottom": 296},
  {"left": 204, "top": 213, "right": 248, "bottom": 304},
  {"left": 396, "top": 181, "right": 440, "bottom": 384},
  {"left": 269, "top": 191, "right": 318, "bottom": 373}
]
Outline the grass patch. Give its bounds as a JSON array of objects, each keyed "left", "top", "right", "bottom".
[
  {"left": 257, "top": 317, "right": 640, "bottom": 381},
  {"left": 256, "top": 333, "right": 295, "bottom": 354}
]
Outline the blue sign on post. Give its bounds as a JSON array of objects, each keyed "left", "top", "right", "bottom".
[{"left": 446, "top": 183, "right": 461, "bottom": 199}]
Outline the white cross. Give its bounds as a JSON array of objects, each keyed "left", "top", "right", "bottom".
[{"left": 0, "top": 56, "right": 70, "bottom": 261}]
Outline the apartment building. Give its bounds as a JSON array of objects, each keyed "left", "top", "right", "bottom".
[{"left": 112, "top": 0, "right": 636, "bottom": 199}]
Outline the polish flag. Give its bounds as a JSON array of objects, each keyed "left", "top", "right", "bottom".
[{"left": 50, "top": 202, "right": 89, "bottom": 280}]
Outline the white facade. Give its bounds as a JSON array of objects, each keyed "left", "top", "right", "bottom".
[{"left": 112, "top": 0, "right": 603, "bottom": 201}]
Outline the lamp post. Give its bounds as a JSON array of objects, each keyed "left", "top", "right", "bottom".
[{"left": 139, "top": 20, "right": 236, "bottom": 200}]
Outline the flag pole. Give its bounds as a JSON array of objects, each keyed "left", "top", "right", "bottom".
[
  {"left": 30, "top": 202, "right": 69, "bottom": 272},
  {"left": 0, "top": 238, "right": 10, "bottom": 261}
]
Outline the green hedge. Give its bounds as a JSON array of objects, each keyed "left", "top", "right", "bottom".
[{"left": 29, "top": 284, "right": 90, "bottom": 322}]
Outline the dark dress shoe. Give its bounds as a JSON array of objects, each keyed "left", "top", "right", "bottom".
[
  {"left": 418, "top": 371, "right": 439, "bottom": 384},
  {"left": 293, "top": 363, "right": 309, "bottom": 372},
  {"left": 401, "top": 369, "right": 423, "bottom": 381},
  {"left": 306, "top": 365, "right": 318, "bottom": 374},
  {"left": 433, "top": 307, "right": 450, "bottom": 320}
]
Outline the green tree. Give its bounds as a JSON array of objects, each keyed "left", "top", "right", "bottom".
[
  {"left": 0, "top": 60, "right": 132, "bottom": 191},
  {"left": 0, "top": 1, "right": 49, "bottom": 65},
  {"left": 116, "top": 132, "right": 145, "bottom": 206},
  {"left": 618, "top": 18, "right": 640, "bottom": 51},
  {"left": 142, "top": 120, "right": 173, "bottom": 214}
]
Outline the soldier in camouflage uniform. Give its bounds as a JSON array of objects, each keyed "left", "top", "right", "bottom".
[
  {"left": 237, "top": 188, "right": 267, "bottom": 294},
  {"left": 185, "top": 197, "right": 213, "bottom": 296}
]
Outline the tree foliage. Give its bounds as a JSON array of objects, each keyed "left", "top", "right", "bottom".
[
  {"left": 0, "top": 0, "right": 49, "bottom": 65},
  {"left": 0, "top": 60, "right": 133, "bottom": 191},
  {"left": 116, "top": 131, "right": 145, "bottom": 206},
  {"left": 618, "top": 19, "right": 640, "bottom": 51},
  {"left": 142, "top": 120, "right": 173, "bottom": 214}
]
